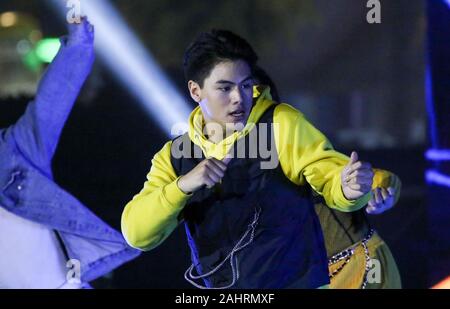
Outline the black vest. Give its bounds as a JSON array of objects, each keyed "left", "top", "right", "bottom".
[{"left": 170, "top": 106, "right": 329, "bottom": 288}]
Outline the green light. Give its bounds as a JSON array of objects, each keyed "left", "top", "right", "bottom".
[
  {"left": 22, "top": 50, "right": 41, "bottom": 72},
  {"left": 35, "top": 38, "right": 61, "bottom": 63}
]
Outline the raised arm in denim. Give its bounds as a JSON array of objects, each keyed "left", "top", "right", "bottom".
[{"left": 9, "top": 18, "right": 95, "bottom": 174}]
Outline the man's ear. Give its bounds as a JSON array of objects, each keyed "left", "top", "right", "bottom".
[{"left": 188, "top": 80, "right": 202, "bottom": 103}]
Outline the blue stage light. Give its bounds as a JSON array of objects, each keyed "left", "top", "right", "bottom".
[
  {"left": 426, "top": 149, "right": 450, "bottom": 161},
  {"left": 426, "top": 170, "right": 450, "bottom": 188}
]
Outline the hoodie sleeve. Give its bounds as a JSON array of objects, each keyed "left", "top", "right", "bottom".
[
  {"left": 274, "top": 103, "right": 371, "bottom": 212},
  {"left": 121, "top": 141, "right": 191, "bottom": 251}
]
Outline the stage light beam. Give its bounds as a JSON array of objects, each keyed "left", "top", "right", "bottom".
[{"left": 48, "top": 0, "right": 191, "bottom": 135}]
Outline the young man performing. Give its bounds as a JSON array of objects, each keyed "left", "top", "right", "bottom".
[{"left": 122, "top": 30, "right": 374, "bottom": 289}]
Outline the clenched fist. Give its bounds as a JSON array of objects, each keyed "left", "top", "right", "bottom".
[
  {"left": 177, "top": 156, "right": 231, "bottom": 194},
  {"left": 341, "top": 151, "right": 374, "bottom": 200}
]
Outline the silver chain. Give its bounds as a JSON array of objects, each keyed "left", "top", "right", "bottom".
[
  {"left": 184, "top": 207, "right": 261, "bottom": 289},
  {"left": 328, "top": 229, "right": 375, "bottom": 289}
]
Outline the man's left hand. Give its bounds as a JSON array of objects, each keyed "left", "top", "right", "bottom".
[{"left": 341, "top": 151, "right": 374, "bottom": 200}]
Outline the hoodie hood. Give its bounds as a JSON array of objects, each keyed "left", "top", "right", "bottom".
[{"left": 188, "top": 85, "right": 275, "bottom": 160}]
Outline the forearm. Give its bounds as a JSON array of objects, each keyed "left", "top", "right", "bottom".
[
  {"left": 121, "top": 177, "right": 189, "bottom": 251},
  {"left": 304, "top": 155, "right": 371, "bottom": 212},
  {"left": 274, "top": 104, "right": 370, "bottom": 212}
]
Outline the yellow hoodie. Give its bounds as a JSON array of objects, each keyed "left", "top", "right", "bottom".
[{"left": 121, "top": 86, "right": 396, "bottom": 251}]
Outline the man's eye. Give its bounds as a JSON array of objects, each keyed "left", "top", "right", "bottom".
[
  {"left": 241, "top": 83, "right": 252, "bottom": 89},
  {"left": 219, "top": 87, "right": 231, "bottom": 92}
]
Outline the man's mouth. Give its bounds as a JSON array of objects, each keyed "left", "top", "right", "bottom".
[{"left": 229, "top": 110, "right": 245, "bottom": 117}]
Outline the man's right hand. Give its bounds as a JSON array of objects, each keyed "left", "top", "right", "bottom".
[{"left": 177, "top": 157, "right": 230, "bottom": 194}]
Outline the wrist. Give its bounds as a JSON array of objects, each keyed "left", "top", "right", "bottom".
[{"left": 177, "top": 176, "right": 192, "bottom": 195}]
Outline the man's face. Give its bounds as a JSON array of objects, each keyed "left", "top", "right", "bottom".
[{"left": 189, "top": 60, "right": 254, "bottom": 132}]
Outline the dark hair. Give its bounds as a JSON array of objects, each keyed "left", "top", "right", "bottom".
[
  {"left": 183, "top": 29, "right": 258, "bottom": 88},
  {"left": 253, "top": 66, "right": 280, "bottom": 102}
]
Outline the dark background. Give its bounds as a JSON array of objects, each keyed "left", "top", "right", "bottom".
[{"left": 1, "top": 0, "right": 448, "bottom": 288}]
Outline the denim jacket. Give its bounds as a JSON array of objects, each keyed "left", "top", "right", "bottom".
[{"left": 0, "top": 38, "right": 139, "bottom": 283}]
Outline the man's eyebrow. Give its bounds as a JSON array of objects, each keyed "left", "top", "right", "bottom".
[{"left": 215, "top": 76, "right": 253, "bottom": 85}]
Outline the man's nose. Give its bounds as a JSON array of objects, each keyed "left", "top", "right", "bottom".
[{"left": 231, "top": 87, "right": 243, "bottom": 104}]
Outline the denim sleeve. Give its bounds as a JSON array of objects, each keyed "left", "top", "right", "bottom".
[{"left": 10, "top": 37, "right": 94, "bottom": 171}]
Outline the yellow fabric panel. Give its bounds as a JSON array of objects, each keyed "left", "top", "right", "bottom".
[{"left": 328, "top": 233, "right": 402, "bottom": 289}]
